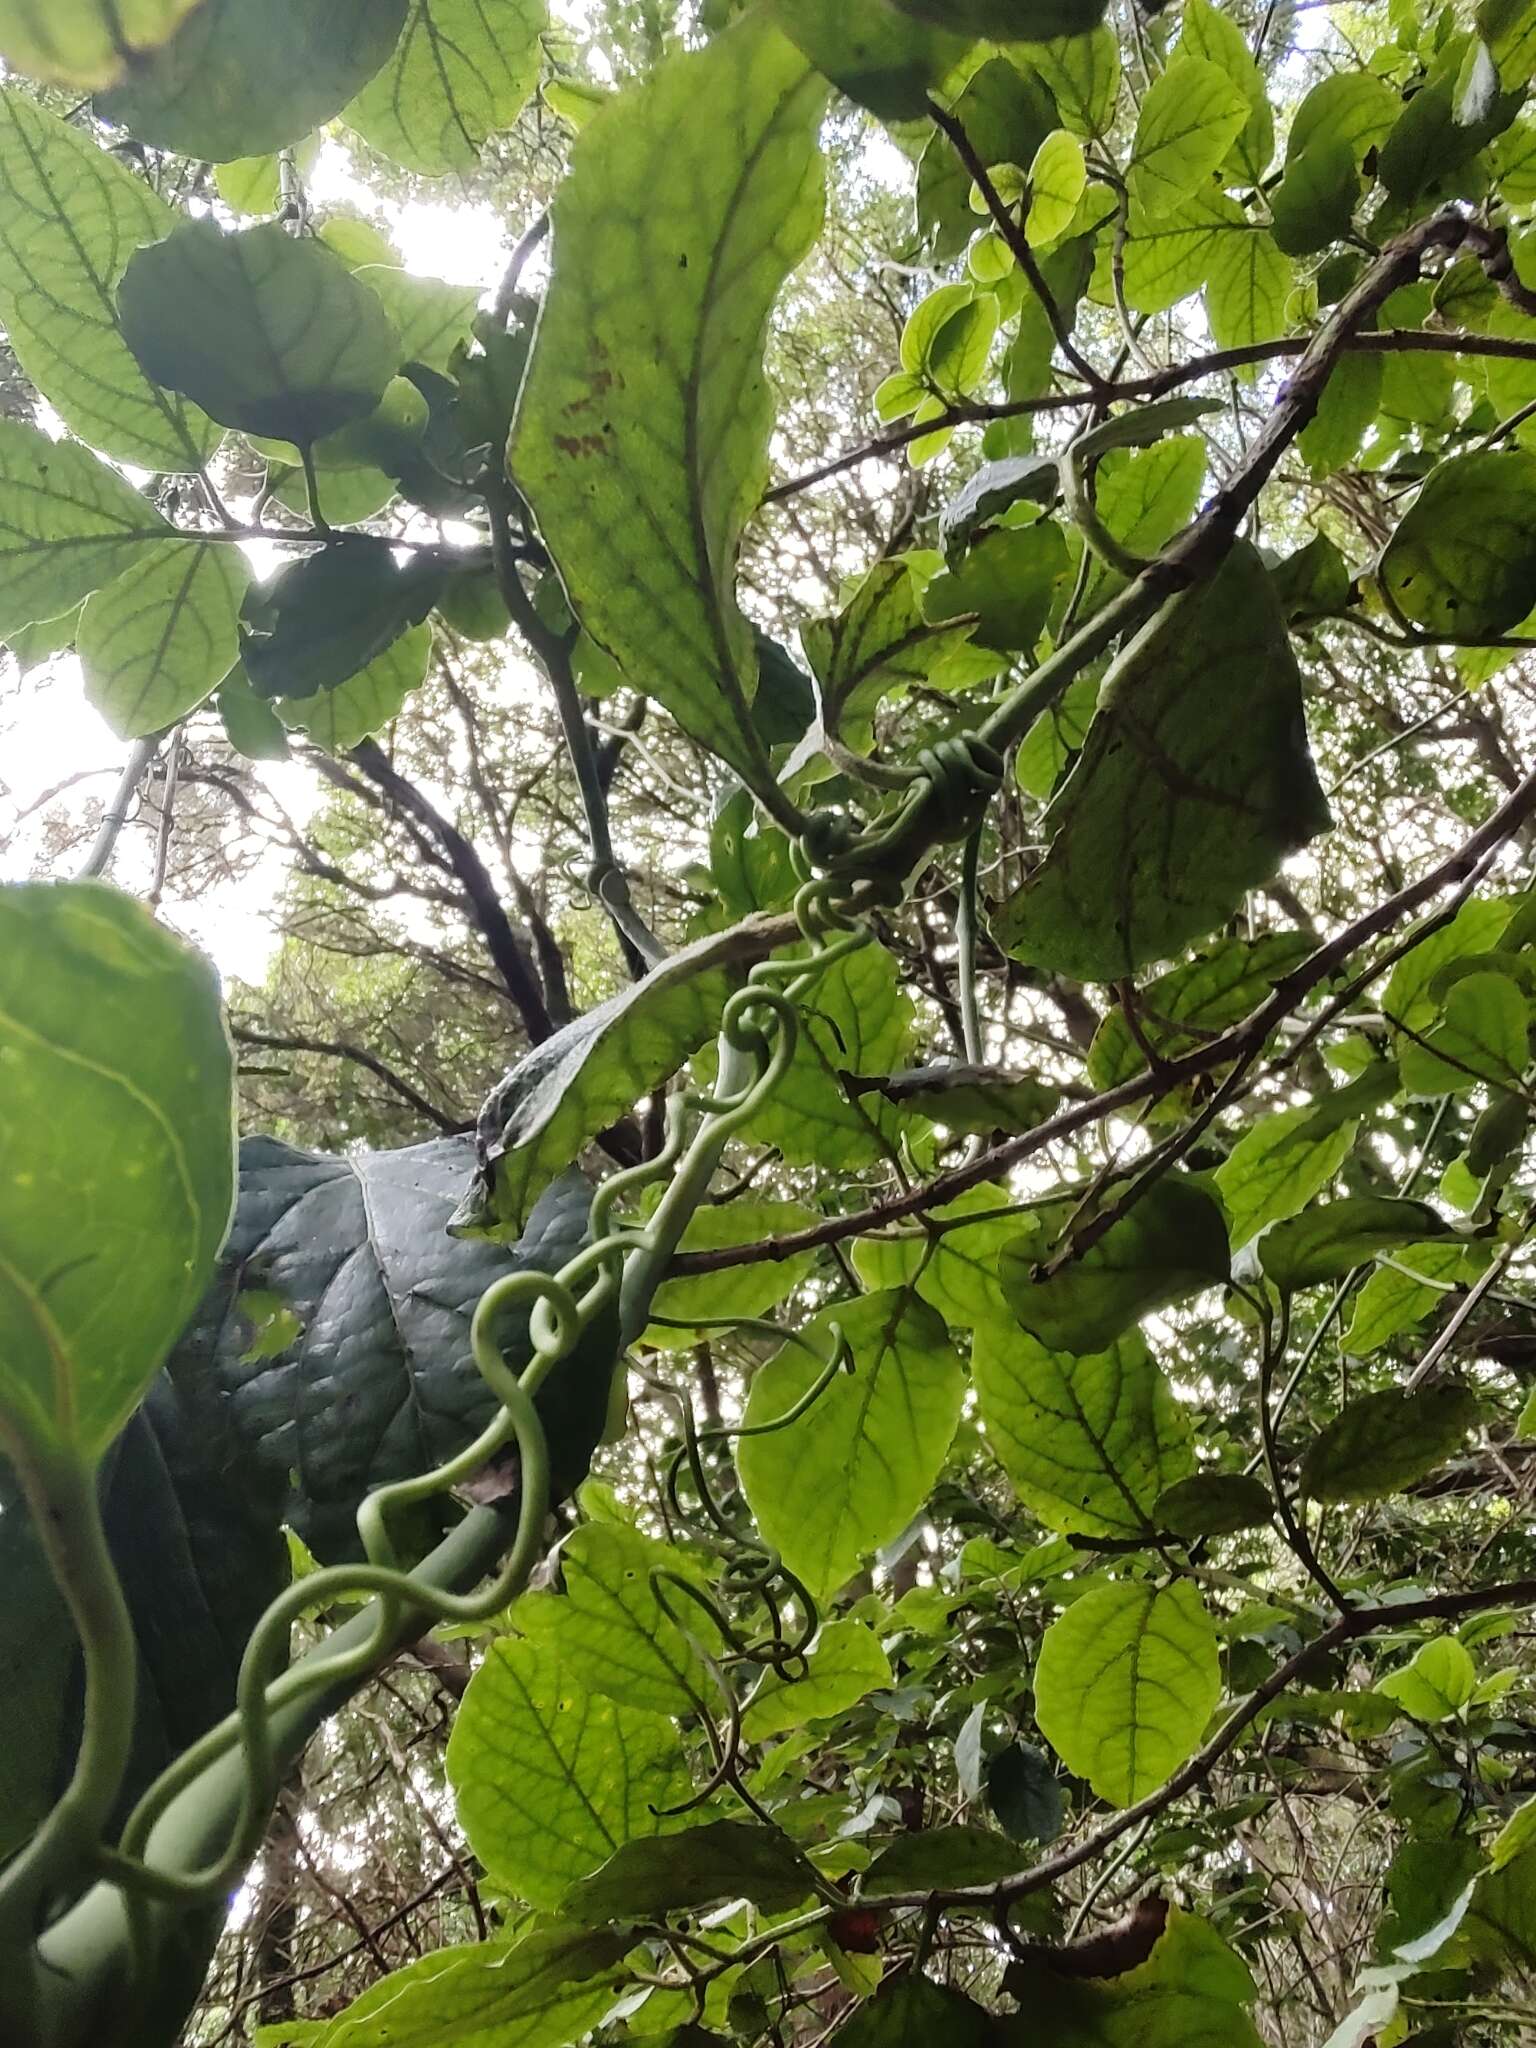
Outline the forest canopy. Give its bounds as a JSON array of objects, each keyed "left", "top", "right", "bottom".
[{"left": 8, "top": 2, "right": 1536, "bottom": 2045}]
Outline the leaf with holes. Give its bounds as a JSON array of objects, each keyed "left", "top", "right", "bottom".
[
  {"left": 510, "top": 15, "right": 827, "bottom": 784},
  {"left": 542, "top": 1522, "right": 722, "bottom": 1719},
  {"left": 737, "top": 1290, "right": 964, "bottom": 1601},
  {"left": 1034, "top": 1578, "right": 1220, "bottom": 1806}
]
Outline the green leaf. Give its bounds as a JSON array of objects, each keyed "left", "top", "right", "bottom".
[
  {"left": 3, "top": 603, "right": 80, "bottom": 674},
  {"left": 97, "top": 0, "right": 410, "bottom": 160},
  {"left": 1117, "top": 188, "right": 1246, "bottom": 316},
  {"left": 0, "top": 883, "right": 234, "bottom": 1467},
  {"left": 1178, "top": 0, "right": 1273, "bottom": 183},
  {"left": 988, "top": 1741, "right": 1065, "bottom": 1845},
  {"left": 893, "top": 0, "right": 1105, "bottom": 31},
  {"left": 1086, "top": 935, "right": 1313, "bottom": 1090},
  {"left": 356, "top": 267, "right": 481, "bottom": 374},
  {"left": 0, "top": 0, "right": 199, "bottom": 87},
  {"left": 446, "top": 1595, "right": 692, "bottom": 1910},
  {"left": 1298, "top": 353, "right": 1382, "bottom": 476},
  {"left": 853, "top": 1182, "right": 1021, "bottom": 1331},
  {"left": 1379, "top": 1635, "right": 1477, "bottom": 1722},
  {"left": 542, "top": 1522, "right": 721, "bottom": 1719},
  {"left": 847, "top": 1063, "right": 1058, "bottom": 1137},
  {"left": 345, "top": 0, "right": 545, "bottom": 175},
  {"left": 118, "top": 219, "right": 400, "bottom": 446},
  {"left": 0, "top": 421, "right": 171, "bottom": 640},
  {"left": 828, "top": 1977, "right": 1000, "bottom": 2047},
  {"left": 1002, "top": 1904, "right": 1262, "bottom": 2048},
  {"left": 1380, "top": 451, "right": 1536, "bottom": 638},
  {"left": 917, "top": 58, "right": 1056, "bottom": 262},
  {"left": 1071, "top": 395, "right": 1222, "bottom": 464},
  {"left": 737, "top": 1290, "right": 965, "bottom": 1601},
  {"left": 1021, "top": 28, "right": 1120, "bottom": 142},
  {"left": 269, "top": 1924, "right": 630, "bottom": 2048},
  {"left": 242, "top": 543, "right": 445, "bottom": 700},
  {"left": 1397, "top": 971, "right": 1531, "bottom": 1096},
  {"left": 559, "top": 1818, "right": 818, "bottom": 1925},
  {"left": 1216, "top": 1105, "right": 1358, "bottom": 1250},
  {"left": 1378, "top": 36, "right": 1521, "bottom": 203},
  {"left": 0, "top": 92, "right": 218, "bottom": 470},
  {"left": 938, "top": 455, "right": 1060, "bottom": 563},
  {"left": 1127, "top": 56, "right": 1249, "bottom": 219},
  {"left": 1026, "top": 128, "right": 1087, "bottom": 247},
  {"left": 1270, "top": 141, "right": 1358, "bottom": 257},
  {"left": 973, "top": 1327, "right": 1193, "bottom": 1538},
  {"left": 78, "top": 541, "right": 249, "bottom": 740},
  {"left": 861, "top": 1825, "right": 1023, "bottom": 1897},
  {"left": 1300, "top": 1384, "right": 1482, "bottom": 1503},
  {"left": 775, "top": 0, "right": 966, "bottom": 121},
  {"left": 461, "top": 921, "right": 777, "bottom": 1235},
  {"left": 901, "top": 284, "right": 999, "bottom": 400},
  {"left": 1034, "top": 1578, "right": 1220, "bottom": 1806},
  {"left": 1258, "top": 1198, "right": 1455, "bottom": 1291},
  {"left": 1287, "top": 71, "right": 1400, "bottom": 168},
  {"left": 804, "top": 558, "right": 982, "bottom": 749},
  {"left": 644, "top": 1199, "right": 819, "bottom": 1348},
  {"left": 926, "top": 521, "right": 1069, "bottom": 654},
  {"left": 510, "top": 15, "right": 827, "bottom": 785},
  {"left": 996, "top": 545, "right": 1330, "bottom": 982},
  {"left": 1154, "top": 1472, "right": 1273, "bottom": 1539},
  {"left": 999, "top": 1178, "right": 1230, "bottom": 1355},
  {"left": 164, "top": 1146, "right": 601, "bottom": 1562},
  {"left": 1341, "top": 1242, "right": 1493, "bottom": 1356},
  {"left": 741, "top": 1618, "right": 893, "bottom": 1741},
  {"left": 1203, "top": 227, "right": 1291, "bottom": 354},
  {"left": 273, "top": 620, "right": 433, "bottom": 753},
  {"left": 733, "top": 940, "right": 915, "bottom": 1169}
]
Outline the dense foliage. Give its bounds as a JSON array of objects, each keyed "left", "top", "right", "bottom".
[{"left": 11, "top": 1, "right": 1536, "bottom": 2044}]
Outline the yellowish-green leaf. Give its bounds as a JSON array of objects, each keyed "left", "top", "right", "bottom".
[
  {"left": 1128, "top": 56, "right": 1248, "bottom": 219},
  {"left": 79, "top": 541, "right": 249, "bottom": 740},
  {"left": 0, "top": 422, "right": 171, "bottom": 641},
  {"left": 0, "top": 0, "right": 199, "bottom": 87},
  {"left": 1026, "top": 129, "right": 1086, "bottom": 247},
  {"left": 1379, "top": 1635, "right": 1477, "bottom": 1723},
  {"left": 0, "top": 91, "right": 217, "bottom": 469},
  {"left": 644, "top": 1199, "right": 819, "bottom": 1348},
  {"left": 345, "top": 0, "right": 546, "bottom": 175},
  {"left": 1203, "top": 227, "right": 1290, "bottom": 355},
  {"left": 741, "top": 1618, "right": 893, "bottom": 1741}
]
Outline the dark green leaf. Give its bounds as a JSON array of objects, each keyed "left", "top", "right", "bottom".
[
  {"left": 272, "top": 619, "right": 434, "bottom": 753},
  {"left": 345, "top": 0, "right": 545, "bottom": 175},
  {"left": 1154, "top": 1472, "right": 1273, "bottom": 1538},
  {"left": 164, "top": 1143, "right": 599, "bottom": 1561},
  {"left": 847, "top": 1062, "right": 1058, "bottom": 1136},
  {"left": 775, "top": 0, "right": 967, "bottom": 120},
  {"left": 118, "top": 220, "right": 400, "bottom": 445},
  {"left": 1001, "top": 1905, "right": 1262, "bottom": 2047},
  {"left": 861, "top": 1826, "right": 1024, "bottom": 1897},
  {"left": 0, "top": 884, "right": 234, "bottom": 1467},
  {"left": 999, "top": 1178, "right": 1230, "bottom": 1354},
  {"left": 997, "top": 545, "right": 1330, "bottom": 982},
  {"left": 925, "top": 522, "right": 1070, "bottom": 653},
  {"left": 895, "top": 0, "right": 1106, "bottom": 35},
  {"left": 97, "top": 0, "right": 410, "bottom": 160},
  {"left": 1258, "top": 1197, "right": 1454, "bottom": 1291},
  {"left": 1397, "top": 970, "right": 1532, "bottom": 1096},
  {"left": 987, "top": 1742, "right": 1065, "bottom": 1844},
  {"left": 559, "top": 1819, "right": 818, "bottom": 1924},
  {"left": 242, "top": 543, "right": 445, "bottom": 700},
  {"left": 1270, "top": 140, "right": 1358, "bottom": 256},
  {"left": 1379, "top": 36, "right": 1521, "bottom": 202},
  {"left": 1070, "top": 396, "right": 1222, "bottom": 464},
  {"left": 510, "top": 15, "right": 827, "bottom": 784},
  {"left": 829, "top": 1976, "right": 1002, "bottom": 2046},
  {"left": 1300, "top": 1384, "right": 1482, "bottom": 1503},
  {"left": 1086, "top": 934, "right": 1312, "bottom": 1090},
  {"left": 218, "top": 664, "right": 290, "bottom": 760},
  {"left": 1381, "top": 451, "right": 1536, "bottom": 639}
]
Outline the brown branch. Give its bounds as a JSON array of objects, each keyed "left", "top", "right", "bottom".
[
  {"left": 230, "top": 1025, "right": 467, "bottom": 1135},
  {"left": 671, "top": 755, "right": 1536, "bottom": 1277}
]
